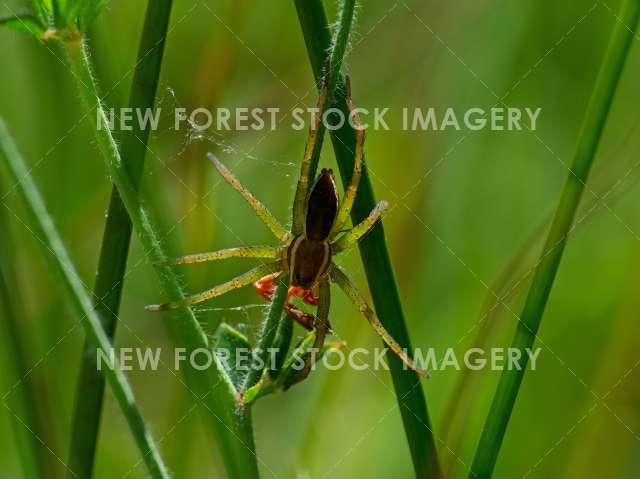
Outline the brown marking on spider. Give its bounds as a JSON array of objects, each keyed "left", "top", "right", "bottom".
[{"left": 146, "top": 74, "right": 428, "bottom": 378}]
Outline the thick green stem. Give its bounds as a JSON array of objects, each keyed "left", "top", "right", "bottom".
[
  {"left": 67, "top": 2, "right": 174, "bottom": 477},
  {"left": 0, "top": 118, "right": 170, "bottom": 479},
  {"left": 62, "top": 37, "right": 259, "bottom": 479},
  {"left": 469, "top": 1, "right": 640, "bottom": 477},
  {"left": 294, "top": 1, "right": 442, "bottom": 477}
]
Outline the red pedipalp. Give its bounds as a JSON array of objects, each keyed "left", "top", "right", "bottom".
[{"left": 253, "top": 274, "right": 319, "bottom": 331}]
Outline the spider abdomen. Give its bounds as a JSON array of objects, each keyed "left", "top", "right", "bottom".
[
  {"left": 287, "top": 236, "right": 332, "bottom": 289},
  {"left": 305, "top": 169, "right": 339, "bottom": 241}
]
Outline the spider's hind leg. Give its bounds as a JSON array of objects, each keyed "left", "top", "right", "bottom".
[{"left": 329, "top": 264, "right": 429, "bottom": 378}]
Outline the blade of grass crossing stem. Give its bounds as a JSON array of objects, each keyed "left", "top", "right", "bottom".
[
  {"left": 244, "top": 277, "right": 290, "bottom": 390},
  {"left": 0, "top": 118, "right": 171, "bottom": 479},
  {"left": 470, "top": 1, "right": 640, "bottom": 477},
  {"left": 294, "top": 1, "right": 442, "bottom": 477},
  {"left": 68, "top": 2, "right": 174, "bottom": 477},
  {"left": 62, "top": 38, "right": 259, "bottom": 479}
]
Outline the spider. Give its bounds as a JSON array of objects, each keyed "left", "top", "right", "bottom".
[{"left": 146, "top": 74, "right": 427, "bottom": 378}]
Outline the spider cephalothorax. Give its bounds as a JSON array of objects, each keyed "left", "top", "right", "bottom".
[{"left": 146, "top": 75, "right": 427, "bottom": 378}]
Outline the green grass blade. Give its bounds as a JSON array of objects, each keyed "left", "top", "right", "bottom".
[
  {"left": 0, "top": 13, "right": 46, "bottom": 37},
  {"left": 327, "top": 0, "right": 355, "bottom": 101},
  {"left": 62, "top": 37, "right": 259, "bottom": 479},
  {"left": 469, "top": 1, "right": 640, "bottom": 477},
  {"left": 294, "top": 1, "right": 443, "bottom": 477},
  {"left": 0, "top": 118, "right": 171, "bottom": 479},
  {"left": 67, "top": 1, "right": 174, "bottom": 477}
]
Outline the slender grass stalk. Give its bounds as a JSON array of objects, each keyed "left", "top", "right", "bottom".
[
  {"left": 327, "top": 0, "right": 356, "bottom": 101},
  {"left": 67, "top": 1, "right": 174, "bottom": 477},
  {"left": 244, "top": 277, "right": 289, "bottom": 390},
  {"left": 0, "top": 207, "right": 48, "bottom": 478},
  {"left": 62, "top": 38, "right": 259, "bottom": 479},
  {"left": 470, "top": 1, "right": 640, "bottom": 477},
  {"left": 294, "top": 1, "right": 442, "bottom": 477},
  {"left": 0, "top": 118, "right": 171, "bottom": 479}
]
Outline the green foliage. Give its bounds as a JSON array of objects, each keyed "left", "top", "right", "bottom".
[
  {"left": 0, "top": 118, "right": 171, "bottom": 479},
  {"left": 470, "top": 0, "right": 640, "bottom": 476},
  {"left": 0, "top": 0, "right": 109, "bottom": 37},
  {"left": 66, "top": 1, "right": 174, "bottom": 477},
  {"left": 214, "top": 323, "right": 253, "bottom": 394},
  {"left": 3, "top": 0, "right": 640, "bottom": 477},
  {"left": 0, "top": 12, "right": 45, "bottom": 36},
  {"left": 0, "top": 208, "right": 49, "bottom": 479},
  {"left": 62, "top": 38, "right": 260, "bottom": 479}
]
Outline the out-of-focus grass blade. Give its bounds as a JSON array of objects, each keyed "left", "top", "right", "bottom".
[
  {"left": 442, "top": 138, "right": 640, "bottom": 469},
  {"left": 294, "top": 1, "right": 443, "bottom": 477},
  {"left": 0, "top": 118, "right": 171, "bottom": 479},
  {"left": 469, "top": 1, "right": 640, "bottom": 476},
  {"left": 67, "top": 1, "right": 174, "bottom": 477},
  {"left": 0, "top": 207, "right": 49, "bottom": 478}
]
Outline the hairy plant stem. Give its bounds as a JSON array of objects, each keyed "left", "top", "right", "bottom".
[
  {"left": 67, "top": 2, "right": 174, "bottom": 477},
  {"left": 0, "top": 118, "right": 170, "bottom": 479},
  {"left": 327, "top": 0, "right": 355, "bottom": 101},
  {"left": 295, "top": 1, "right": 442, "bottom": 477},
  {"left": 63, "top": 38, "right": 259, "bottom": 479},
  {"left": 469, "top": 1, "right": 640, "bottom": 477}
]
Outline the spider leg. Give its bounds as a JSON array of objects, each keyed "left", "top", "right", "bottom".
[
  {"left": 329, "top": 264, "right": 429, "bottom": 378},
  {"left": 283, "top": 277, "right": 330, "bottom": 388},
  {"left": 331, "top": 200, "right": 389, "bottom": 254},
  {"left": 154, "top": 246, "right": 283, "bottom": 267},
  {"left": 207, "top": 153, "right": 292, "bottom": 243},
  {"left": 146, "top": 260, "right": 284, "bottom": 311},
  {"left": 329, "top": 76, "right": 365, "bottom": 239},
  {"left": 292, "top": 71, "right": 330, "bottom": 236}
]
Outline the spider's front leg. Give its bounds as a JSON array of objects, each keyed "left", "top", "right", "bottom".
[
  {"left": 331, "top": 200, "right": 389, "bottom": 253},
  {"left": 146, "top": 260, "right": 284, "bottom": 311},
  {"left": 329, "top": 76, "right": 366, "bottom": 239},
  {"left": 291, "top": 67, "right": 330, "bottom": 235}
]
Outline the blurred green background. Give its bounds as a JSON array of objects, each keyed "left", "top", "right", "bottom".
[{"left": 1, "top": 0, "right": 640, "bottom": 477}]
